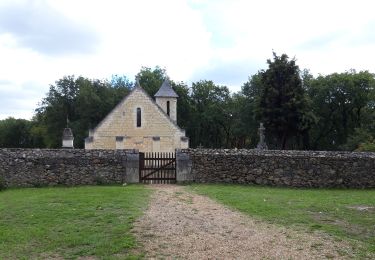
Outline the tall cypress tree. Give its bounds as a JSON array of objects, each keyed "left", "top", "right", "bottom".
[{"left": 259, "top": 52, "right": 312, "bottom": 149}]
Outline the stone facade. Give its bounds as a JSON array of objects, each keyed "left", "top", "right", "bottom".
[
  {"left": 155, "top": 97, "right": 177, "bottom": 123},
  {"left": 0, "top": 148, "right": 138, "bottom": 187},
  {"left": 85, "top": 83, "right": 189, "bottom": 152},
  {"left": 179, "top": 149, "right": 375, "bottom": 188}
]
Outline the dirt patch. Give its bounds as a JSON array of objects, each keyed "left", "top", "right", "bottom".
[
  {"left": 347, "top": 205, "right": 375, "bottom": 212},
  {"left": 311, "top": 211, "right": 374, "bottom": 241},
  {"left": 37, "top": 253, "right": 65, "bottom": 260},
  {"left": 133, "top": 185, "right": 357, "bottom": 259}
]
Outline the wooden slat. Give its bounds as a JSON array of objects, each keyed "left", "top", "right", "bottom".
[
  {"left": 161, "top": 152, "right": 164, "bottom": 184},
  {"left": 157, "top": 152, "right": 160, "bottom": 184},
  {"left": 139, "top": 151, "right": 176, "bottom": 183},
  {"left": 168, "top": 152, "right": 170, "bottom": 184}
]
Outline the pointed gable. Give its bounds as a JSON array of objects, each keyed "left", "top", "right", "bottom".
[
  {"left": 85, "top": 80, "right": 189, "bottom": 151},
  {"left": 90, "top": 81, "right": 184, "bottom": 135}
]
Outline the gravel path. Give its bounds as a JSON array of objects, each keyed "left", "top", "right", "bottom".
[{"left": 132, "top": 185, "right": 355, "bottom": 259}]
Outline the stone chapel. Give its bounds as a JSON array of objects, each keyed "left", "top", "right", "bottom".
[{"left": 84, "top": 80, "right": 189, "bottom": 152}]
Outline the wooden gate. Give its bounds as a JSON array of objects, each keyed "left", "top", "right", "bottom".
[{"left": 139, "top": 152, "right": 176, "bottom": 184}]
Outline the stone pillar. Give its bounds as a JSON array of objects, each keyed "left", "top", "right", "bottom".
[
  {"left": 62, "top": 128, "right": 74, "bottom": 148},
  {"left": 125, "top": 150, "right": 139, "bottom": 183},
  {"left": 176, "top": 149, "right": 192, "bottom": 183}
]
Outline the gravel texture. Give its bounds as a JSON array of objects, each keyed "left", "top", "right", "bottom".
[{"left": 132, "top": 185, "right": 356, "bottom": 259}]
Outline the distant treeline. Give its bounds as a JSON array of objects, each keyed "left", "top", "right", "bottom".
[{"left": 1, "top": 53, "right": 375, "bottom": 151}]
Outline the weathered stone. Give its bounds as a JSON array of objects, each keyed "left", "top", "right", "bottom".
[
  {"left": 179, "top": 149, "right": 375, "bottom": 188},
  {"left": 0, "top": 148, "right": 138, "bottom": 187},
  {"left": 1, "top": 148, "right": 374, "bottom": 188}
]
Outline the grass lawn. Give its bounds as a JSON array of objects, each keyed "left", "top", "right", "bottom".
[
  {"left": 190, "top": 184, "right": 375, "bottom": 256},
  {"left": 0, "top": 185, "right": 151, "bottom": 259}
]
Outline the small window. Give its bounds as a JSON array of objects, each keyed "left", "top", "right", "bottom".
[
  {"left": 167, "top": 101, "right": 170, "bottom": 116},
  {"left": 136, "top": 107, "right": 141, "bottom": 127}
]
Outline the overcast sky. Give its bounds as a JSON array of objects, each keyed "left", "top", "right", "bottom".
[{"left": 1, "top": 0, "right": 375, "bottom": 119}]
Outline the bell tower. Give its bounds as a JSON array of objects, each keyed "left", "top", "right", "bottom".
[{"left": 154, "top": 79, "right": 179, "bottom": 123}]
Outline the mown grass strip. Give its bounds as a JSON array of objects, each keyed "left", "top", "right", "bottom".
[
  {"left": 0, "top": 185, "right": 150, "bottom": 259},
  {"left": 189, "top": 184, "right": 375, "bottom": 256}
]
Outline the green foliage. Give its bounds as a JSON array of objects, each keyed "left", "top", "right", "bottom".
[
  {"left": 191, "top": 184, "right": 375, "bottom": 257},
  {"left": 172, "top": 81, "right": 192, "bottom": 129},
  {"left": 0, "top": 185, "right": 150, "bottom": 259},
  {"left": 258, "top": 52, "right": 313, "bottom": 149},
  {"left": 340, "top": 128, "right": 374, "bottom": 151},
  {"left": 136, "top": 66, "right": 166, "bottom": 96},
  {"left": 188, "top": 80, "right": 234, "bottom": 148},
  {"left": 34, "top": 75, "right": 133, "bottom": 148},
  {"left": 238, "top": 73, "right": 265, "bottom": 147},
  {"left": 2, "top": 59, "right": 375, "bottom": 151},
  {"left": 0, "top": 117, "right": 44, "bottom": 148},
  {"left": 307, "top": 70, "right": 375, "bottom": 150},
  {"left": 356, "top": 140, "right": 375, "bottom": 152}
]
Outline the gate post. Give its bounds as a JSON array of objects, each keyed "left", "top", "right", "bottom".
[
  {"left": 125, "top": 149, "right": 140, "bottom": 183},
  {"left": 176, "top": 149, "right": 192, "bottom": 183}
]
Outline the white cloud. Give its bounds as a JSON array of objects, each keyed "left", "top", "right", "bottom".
[
  {"left": 0, "top": 80, "right": 45, "bottom": 119},
  {"left": 47, "top": 0, "right": 212, "bottom": 79},
  {"left": 0, "top": 0, "right": 99, "bottom": 55}
]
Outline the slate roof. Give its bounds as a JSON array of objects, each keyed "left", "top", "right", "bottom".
[{"left": 154, "top": 79, "right": 179, "bottom": 98}]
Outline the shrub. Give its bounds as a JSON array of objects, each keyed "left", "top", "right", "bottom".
[
  {"left": 341, "top": 128, "right": 373, "bottom": 151},
  {"left": 356, "top": 141, "right": 375, "bottom": 152}
]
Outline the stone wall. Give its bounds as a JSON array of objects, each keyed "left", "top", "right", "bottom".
[
  {"left": 0, "top": 149, "right": 138, "bottom": 187},
  {"left": 1, "top": 148, "right": 374, "bottom": 188},
  {"left": 180, "top": 149, "right": 375, "bottom": 188}
]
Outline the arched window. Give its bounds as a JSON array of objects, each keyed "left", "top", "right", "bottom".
[
  {"left": 136, "top": 107, "right": 141, "bottom": 127},
  {"left": 167, "top": 101, "right": 170, "bottom": 116}
]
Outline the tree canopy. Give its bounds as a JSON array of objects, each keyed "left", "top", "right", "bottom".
[
  {"left": 34, "top": 75, "right": 133, "bottom": 148},
  {"left": 258, "top": 53, "right": 314, "bottom": 149},
  {"left": 1, "top": 56, "right": 375, "bottom": 151}
]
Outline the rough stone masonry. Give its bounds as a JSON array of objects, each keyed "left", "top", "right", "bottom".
[
  {"left": 179, "top": 149, "right": 375, "bottom": 188},
  {"left": 0, "top": 148, "right": 374, "bottom": 188},
  {"left": 0, "top": 149, "right": 139, "bottom": 187}
]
